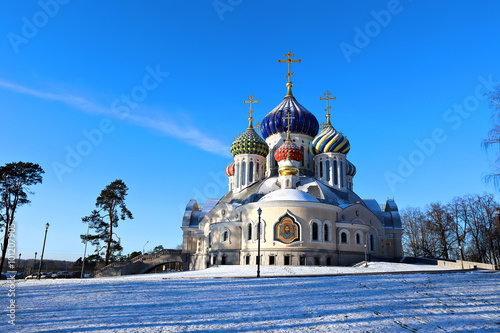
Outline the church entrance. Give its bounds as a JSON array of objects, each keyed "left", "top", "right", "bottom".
[{"left": 284, "top": 255, "right": 290, "bottom": 265}]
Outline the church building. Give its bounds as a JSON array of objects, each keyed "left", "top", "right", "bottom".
[{"left": 181, "top": 52, "right": 403, "bottom": 270}]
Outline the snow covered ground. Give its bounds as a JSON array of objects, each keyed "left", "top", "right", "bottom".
[{"left": 2, "top": 262, "right": 499, "bottom": 332}]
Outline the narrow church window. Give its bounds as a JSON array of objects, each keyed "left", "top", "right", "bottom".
[
  {"left": 326, "top": 160, "right": 330, "bottom": 182},
  {"left": 341, "top": 231, "right": 347, "bottom": 244},
  {"left": 340, "top": 161, "right": 344, "bottom": 187},
  {"left": 245, "top": 255, "right": 250, "bottom": 265},
  {"left": 222, "top": 230, "right": 228, "bottom": 242},
  {"left": 307, "top": 150, "right": 310, "bottom": 168},
  {"left": 370, "top": 234, "right": 375, "bottom": 251},
  {"left": 221, "top": 256, "right": 226, "bottom": 265},
  {"left": 356, "top": 232, "right": 361, "bottom": 245},
  {"left": 269, "top": 255, "right": 275, "bottom": 265},
  {"left": 333, "top": 160, "right": 338, "bottom": 185},
  {"left": 249, "top": 161, "right": 254, "bottom": 183},
  {"left": 208, "top": 232, "right": 212, "bottom": 247},
  {"left": 301, "top": 146, "right": 304, "bottom": 166},
  {"left": 324, "top": 223, "right": 329, "bottom": 241},
  {"left": 284, "top": 255, "right": 290, "bottom": 265},
  {"left": 319, "top": 161, "right": 323, "bottom": 178},
  {"left": 256, "top": 162, "right": 260, "bottom": 179},
  {"left": 247, "top": 223, "right": 252, "bottom": 241},
  {"left": 312, "top": 222, "right": 319, "bottom": 241},
  {"left": 236, "top": 163, "right": 240, "bottom": 188},
  {"left": 242, "top": 162, "right": 246, "bottom": 186}
]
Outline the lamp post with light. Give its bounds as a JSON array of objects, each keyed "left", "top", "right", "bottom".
[
  {"left": 32, "top": 252, "right": 37, "bottom": 275},
  {"left": 257, "top": 208, "right": 262, "bottom": 278},
  {"left": 37, "top": 223, "right": 50, "bottom": 280}
]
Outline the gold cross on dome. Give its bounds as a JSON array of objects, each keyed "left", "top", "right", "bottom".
[
  {"left": 320, "top": 121, "right": 328, "bottom": 130},
  {"left": 278, "top": 51, "right": 301, "bottom": 82},
  {"left": 234, "top": 133, "right": 241, "bottom": 139},
  {"left": 254, "top": 121, "right": 261, "bottom": 134},
  {"left": 243, "top": 94, "right": 259, "bottom": 118},
  {"left": 319, "top": 90, "right": 336, "bottom": 125},
  {"left": 283, "top": 110, "right": 295, "bottom": 133}
]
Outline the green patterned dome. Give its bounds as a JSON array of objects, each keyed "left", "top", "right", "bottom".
[{"left": 231, "top": 127, "right": 269, "bottom": 157}]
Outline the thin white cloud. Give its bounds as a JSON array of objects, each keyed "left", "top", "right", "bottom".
[{"left": 0, "top": 79, "right": 231, "bottom": 157}]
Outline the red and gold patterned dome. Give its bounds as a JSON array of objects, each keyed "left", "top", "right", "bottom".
[
  {"left": 275, "top": 137, "right": 303, "bottom": 163},
  {"left": 225, "top": 162, "right": 235, "bottom": 177}
]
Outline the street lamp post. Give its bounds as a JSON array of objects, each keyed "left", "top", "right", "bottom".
[
  {"left": 81, "top": 222, "right": 90, "bottom": 279},
  {"left": 364, "top": 243, "right": 368, "bottom": 268},
  {"left": 32, "top": 252, "right": 37, "bottom": 275},
  {"left": 143, "top": 241, "right": 149, "bottom": 255},
  {"left": 257, "top": 208, "right": 262, "bottom": 278},
  {"left": 37, "top": 223, "right": 50, "bottom": 280}
]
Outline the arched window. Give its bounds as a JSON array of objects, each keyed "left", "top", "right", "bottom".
[
  {"left": 236, "top": 163, "right": 240, "bottom": 187},
  {"left": 312, "top": 222, "right": 319, "bottom": 241},
  {"left": 242, "top": 162, "right": 246, "bottom": 186},
  {"left": 249, "top": 161, "right": 254, "bottom": 183},
  {"left": 256, "top": 162, "right": 260, "bottom": 179},
  {"left": 341, "top": 231, "right": 347, "bottom": 244},
  {"left": 333, "top": 160, "right": 338, "bottom": 185},
  {"left": 370, "top": 234, "right": 375, "bottom": 251},
  {"left": 221, "top": 229, "right": 230, "bottom": 243},
  {"left": 324, "top": 223, "right": 329, "bottom": 241},
  {"left": 355, "top": 232, "right": 361, "bottom": 245},
  {"left": 319, "top": 161, "right": 323, "bottom": 178},
  {"left": 326, "top": 160, "right": 330, "bottom": 182},
  {"left": 307, "top": 150, "right": 310, "bottom": 168},
  {"left": 301, "top": 147, "right": 304, "bottom": 167},
  {"left": 247, "top": 223, "right": 252, "bottom": 241},
  {"left": 340, "top": 161, "right": 344, "bottom": 187},
  {"left": 208, "top": 232, "right": 212, "bottom": 247}
]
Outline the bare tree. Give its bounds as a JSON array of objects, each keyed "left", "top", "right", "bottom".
[{"left": 425, "top": 202, "right": 454, "bottom": 259}]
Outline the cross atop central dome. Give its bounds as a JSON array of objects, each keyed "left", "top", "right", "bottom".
[{"left": 260, "top": 51, "right": 319, "bottom": 140}]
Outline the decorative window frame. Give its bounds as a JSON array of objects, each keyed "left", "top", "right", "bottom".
[
  {"left": 323, "top": 220, "right": 333, "bottom": 242},
  {"left": 310, "top": 219, "right": 322, "bottom": 242},
  {"left": 369, "top": 232, "right": 377, "bottom": 252},
  {"left": 339, "top": 228, "right": 350, "bottom": 245},
  {"left": 221, "top": 227, "right": 231, "bottom": 244},
  {"left": 354, "top": 230, "right": 364, "bottom": 245},
  {"left": 244, "top": 222, "right": 254, "bottom": 242}
]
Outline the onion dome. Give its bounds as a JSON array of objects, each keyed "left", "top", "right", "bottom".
[
  {"left": 260, "top": 95, "right": 319, "bottom": 140},
  {"left": 275, "top": 134, "right": 303, "bottom": 162},
  {"left": 310, "top": 115, "right": 350, "bottom": 157},
  {"left": 225, "top": 161, "right": 235, "bottom": 177},
  {"left": 230, "top": 115, "right": 269, "bottom": 158},
  {"left": 346, "top": 159, "right": 356, "bottom": 177}
]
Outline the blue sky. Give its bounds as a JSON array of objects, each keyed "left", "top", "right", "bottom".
[{"left": 1, "top": 1, "right": 499, "bottom": 261}]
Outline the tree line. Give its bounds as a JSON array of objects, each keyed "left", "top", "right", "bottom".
[{"left": 401, "top": 193, "right": 500, "bottom": 266}]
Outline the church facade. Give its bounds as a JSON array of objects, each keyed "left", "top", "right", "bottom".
[{"left": 181, "top": 52, "right": 403, "bottom": 270}]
